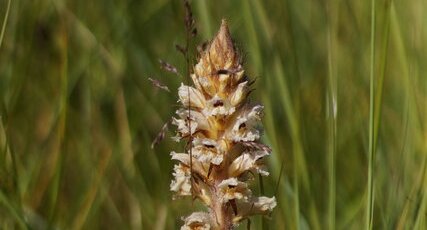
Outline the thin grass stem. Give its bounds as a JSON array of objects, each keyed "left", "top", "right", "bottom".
[
  {"left": 366, "top": 0, "right": 377, "bottom": 229},
  {"left": 326, "top": 1, "right": 337, "bottom": 229},
  {"left": 0, "top": 0, "right": 11, "bottom": 49}
]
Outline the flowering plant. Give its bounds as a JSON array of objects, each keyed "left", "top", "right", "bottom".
[{"left": 170, "top": 20, "right": 276, "bottom": 230}]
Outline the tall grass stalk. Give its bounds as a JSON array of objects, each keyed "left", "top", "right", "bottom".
[
  {"left": 1, "top": 0, "right": 426, "bottom": 229},
  {"left": 326, "top": 1, "right": 337, "bottom": 229},
  {"left": 366, "top": 0, "right": 377, "bottom": 228},
  {"left": 373, "top": 0, "right": 390, "bottom": 227},
  {"left": 390, "top": 1, "right": 425, "bottom": 228}
]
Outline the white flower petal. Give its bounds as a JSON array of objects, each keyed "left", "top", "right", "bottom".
[
  {"left": 230, "top": 81, "right": 248, "bottom": 106},
  {"left": 181, "top": 212, "right": 212, "bottom": 230},
  {"left": 218, "top": 178, "right": 251, "bottom": 203},
  {"left": 172, "top": 110, "right": 210, "bottom": 139},
  {"left": 177, "top": 110, "right": 210, "bottom": 130},
  {"left": 192, "top": 138, "right": 224, "bottom": 165},
  {"left": 252, "top": 196, "right": 277, "bottom": 212},
  {"left": 171, "top": 152, "right": 189, "bottom": 164},
  {"left": 235, "top": 196, "right": 277, "bottom": 220},
  {"left": 170, "top": 152, "right": 209, "bottom": 177},
  {"left": 172, "top": 117, "right": 198, "bottom": 137},
  {"left": 229, "top": 150, "right": 270, "bottom": 177},
  {"left": 202, "top": 95, "right": 236, "bottom": 117},
  {"left": 170, "top": 164, "right": 192, "bottom": 196},
  {"left": 227, "top": 105, "right": 264, "bottom": 142},
  {"left": 178, "top": 84, "right": 206, "bottom": 108},
  {"left": 218, "top": 177, "right": 240, "bottom": 188},
  {"left": 248, "top": 105, "right": 264, "bottom": 119}
]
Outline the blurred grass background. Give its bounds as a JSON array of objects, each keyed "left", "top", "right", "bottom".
[{"left": 0, "top": 0, "right": 426, "bottom": 229}]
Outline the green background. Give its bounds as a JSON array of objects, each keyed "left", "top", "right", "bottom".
[{"left": 0, "top": 0, "right": 426, "bottom": 229}]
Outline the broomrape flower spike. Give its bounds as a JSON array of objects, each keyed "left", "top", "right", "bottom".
[{"left": 170, "top": 19, "right": 276, "bottom": 229}]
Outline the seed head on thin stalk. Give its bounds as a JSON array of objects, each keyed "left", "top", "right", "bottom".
[{"left": 170, "top": 19, "right": 276, "bottom": 230}]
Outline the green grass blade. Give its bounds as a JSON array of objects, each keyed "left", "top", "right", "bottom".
[
  {"left": 0, "top": 0, "right": 11, "bottom": 49},
  {"left": 366, "top": 0, "right": 377, "bottom": 229},
  {"left": 326, "top": 2, "right": 337, "bottom": 229}
]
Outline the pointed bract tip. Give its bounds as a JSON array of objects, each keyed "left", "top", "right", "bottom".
[
  {"left": 206, "top": 19, "right": 236, "bottom": 68},
  {"left": 217, "top": 19, "right": 231, "bottom": 42}
]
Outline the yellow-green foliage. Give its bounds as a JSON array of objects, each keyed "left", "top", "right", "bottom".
[{"left": 0, "top": 0, "right": 426, "bottom": 229}]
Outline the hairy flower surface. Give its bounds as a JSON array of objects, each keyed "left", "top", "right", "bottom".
[{"left": 171, "top": 19, "right": 276, "bottom": 229}]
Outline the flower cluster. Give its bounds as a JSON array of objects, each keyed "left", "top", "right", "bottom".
[{"left": 170, "top": 19, "right": 276, "bottom": 229}]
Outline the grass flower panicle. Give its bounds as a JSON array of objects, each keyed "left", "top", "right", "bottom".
[{"left": 170, "top": 19, "right": 276, "bottom": 229}]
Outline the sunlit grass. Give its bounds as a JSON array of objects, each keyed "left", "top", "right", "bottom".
[{"left": 0, "top": 0, "right": 426, "bottom": 229}]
